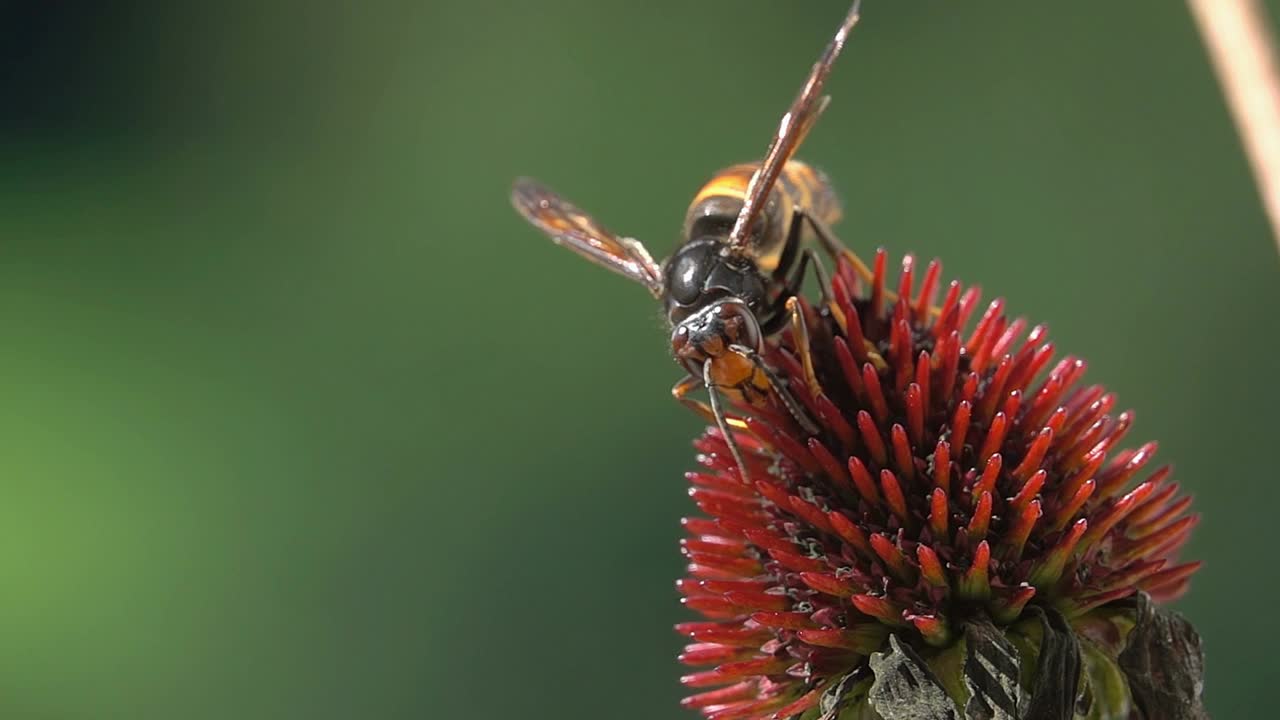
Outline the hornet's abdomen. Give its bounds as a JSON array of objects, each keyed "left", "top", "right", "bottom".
[{"left": 682, "top": 160, "right": 843, "bottom": 275}]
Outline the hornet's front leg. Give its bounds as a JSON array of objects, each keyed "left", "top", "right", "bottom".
[
  {"left": 728, "top": 343, "right": 820, "bottom": 438},
  {"left": 669, "top": 362, "right": 754, "bottom": 484}
]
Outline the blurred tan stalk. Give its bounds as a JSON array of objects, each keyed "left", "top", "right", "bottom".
[{"left": 1188, "top": 0, "right": 1280, "bottom": 253}]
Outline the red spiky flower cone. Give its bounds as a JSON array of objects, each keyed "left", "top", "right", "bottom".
[{"left": 676, "top": 251, "right": 1201, "bottom": 719}]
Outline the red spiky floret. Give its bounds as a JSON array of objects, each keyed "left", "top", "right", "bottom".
[{"left": 676, "top": 250, "right": 1198, "bottom": 719}]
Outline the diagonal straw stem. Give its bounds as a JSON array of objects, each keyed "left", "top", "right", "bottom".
[{"left": 1188, "top": 0, "right": 1280, "bottom": 253}]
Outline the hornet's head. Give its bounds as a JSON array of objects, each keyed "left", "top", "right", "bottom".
[{"left": 669, "top": 298, "right": 763, "bottom": 376}]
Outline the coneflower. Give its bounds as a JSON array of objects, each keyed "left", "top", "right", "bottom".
[{"left": 677, "top": 250, "right": 1205, "bottom": 719}]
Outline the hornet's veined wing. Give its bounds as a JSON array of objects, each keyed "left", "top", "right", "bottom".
[
  {"left": 511, "top": 177, "right": 664, "bottom": 297},
  {"left": 728, "top": 0, "right": 862, "bottom": 250}
]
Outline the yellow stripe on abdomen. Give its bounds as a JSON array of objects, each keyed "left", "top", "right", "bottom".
[{"left": 683, "top": 160, "right": 842, "bottom": 274}]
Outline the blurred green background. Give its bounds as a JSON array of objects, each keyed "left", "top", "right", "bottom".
[{"left": 0, "top": 1, "right": 1276, "bottom": 718}]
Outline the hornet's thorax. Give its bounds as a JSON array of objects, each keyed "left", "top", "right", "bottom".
[{"left": 665, "top": 161, "right": 842, "bottom": 383}]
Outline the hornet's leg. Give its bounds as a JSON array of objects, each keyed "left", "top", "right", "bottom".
[
  {"left": 803, "top": 210, "right": 941, "bottom": 319},
  {"left": 760, "top": 247, "right": 832, "bottom": 335},
  {"left": 760, "top": 242, "right": 888, "bottom": 373},
  {"left": 787, "top": 248, "right": 859, "bottom": 345},
  {"left": 672, "top": 373, "right": 748, "bottom": 431},
  {"left": 802, "top": 210, "right": 875, "bottom": 285},
  {"left": 784, "top": 295, "right": 823, "bottom": 399},
  {"left": 798, "top": 247, "right": 834, "bottom": 303},
  {"left": 703, "top": 359, "right": 751, "bottom": 485},
  {"left": 728, "top": 343, "right": 820, "bottom": 438}
]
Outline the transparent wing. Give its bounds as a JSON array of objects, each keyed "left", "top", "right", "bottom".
[
  {"left": 728, "top": 0, "right": 862, "bottom": 249},
  {"left": 511, "top": 177, "right": 663, "bottom": 296}
]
